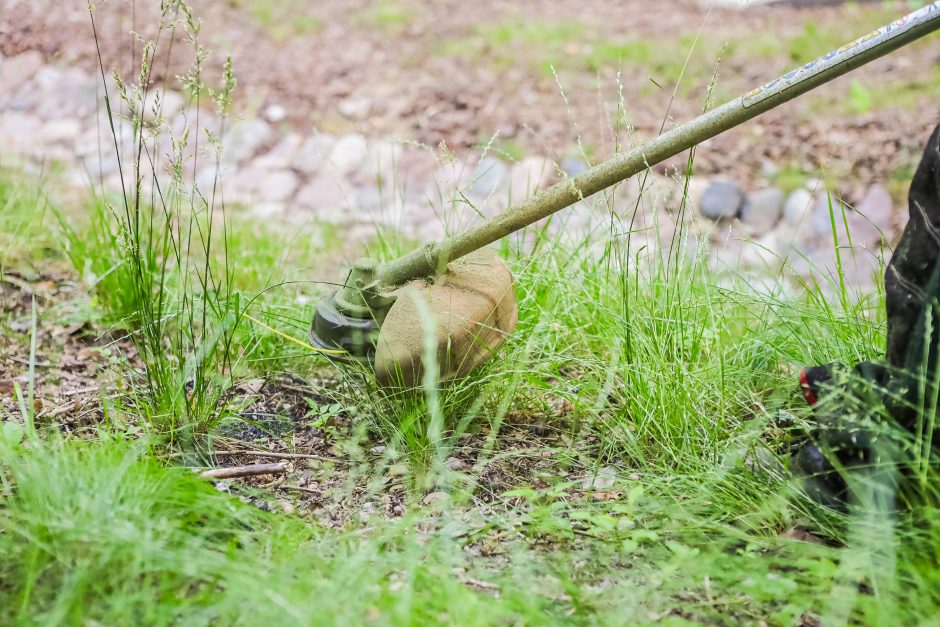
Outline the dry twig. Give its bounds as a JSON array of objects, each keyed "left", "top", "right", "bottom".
[{"left": 200, "top": 462, "right": 288, "bottom": 480}]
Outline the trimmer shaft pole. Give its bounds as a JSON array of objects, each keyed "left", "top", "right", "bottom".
[{"left": 377, "top": 2, "right": 940, "bottom": 289}]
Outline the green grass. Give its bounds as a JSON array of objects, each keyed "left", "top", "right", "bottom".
[
  {"left": 6, "top": 149, "right": 940, "bottom": 622},
  {"left": 226, "top": 0, "right": 322, "bottom": 41},
  {"left": 365, "top": 0, "right": 419, "bottom": 34},
  {"left": 0, "top": 175, "right": 56, "bottom": 276}
]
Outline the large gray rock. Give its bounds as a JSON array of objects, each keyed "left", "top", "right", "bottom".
[
  {"left": 698, "top": 180, "right": 744, "bottom": 221},
  {"left": 740, "top": 187, "right": 785, "bottom": 235}
]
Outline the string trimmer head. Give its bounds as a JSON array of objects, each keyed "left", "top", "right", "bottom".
[
  {"left": 310, "top": 3, "right": 940, "bottom": 387},
  {"left": 310, "top": 250, "right": 517, "bottom": 387}
]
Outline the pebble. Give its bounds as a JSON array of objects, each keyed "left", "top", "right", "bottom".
[
  {"left": 739, "top": 187, "right": 784, "bottom": 235},
  {"left": 142, "top": 89, "right": 183, "bottom": 121},
  {"left": 444, "top": 457, "right": 465, "bottom": 471},
  {"left": 263, "top": 103, "right": 287, "bottom": 123},
  {"left": 698, "top": 180, "right": 744, "bottom": 220},
  {"left": 581, "top": 466, "right": 617, "bottom": 490},
  {"left": 40, "top": 118, "right": 82, "bottom": 143},
  {"left": 337, "top": 96, "right": 372, "bottom": 120},
  {"left": 254, "top": 133, "right": 303, "bottom": 170},
  {"left": 421, "top": 491, "right": 449, "bottom": 505}
]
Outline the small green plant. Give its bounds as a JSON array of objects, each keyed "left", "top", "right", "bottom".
[{"left": 305, "top": 398, "right": 344, "bottom": 439}]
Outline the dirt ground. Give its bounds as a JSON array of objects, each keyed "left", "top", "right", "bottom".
[{"left": 4, "top": 0, "right": 938, "bottom": 186}]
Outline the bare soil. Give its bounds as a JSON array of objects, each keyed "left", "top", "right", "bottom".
[{"left": 4, "top": 0, "right": 938, "bottom": 186}]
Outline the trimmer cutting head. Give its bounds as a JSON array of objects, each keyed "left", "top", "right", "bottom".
[{"left": 309, "top": 250, "right": 517, "bottom": 386}]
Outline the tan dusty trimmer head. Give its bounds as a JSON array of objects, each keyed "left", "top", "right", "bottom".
[
  {"left": 309, "top": 249, "right": 517, "bottom": 387},
  {"left": 310, "top": 3, "right": 940, "bottom": 386}
]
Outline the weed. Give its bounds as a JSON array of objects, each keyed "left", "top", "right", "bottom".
[{"left": 62, "top": 1, "right": 249, "bottom": 445}]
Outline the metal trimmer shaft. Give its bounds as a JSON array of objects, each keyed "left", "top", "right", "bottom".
[{"left": 376, "top": 2, "right": 940, "bottom": 289}]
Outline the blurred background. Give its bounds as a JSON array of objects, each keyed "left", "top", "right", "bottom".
[{"left": 2, "top": 0, "right": 938, "bottom": 289}]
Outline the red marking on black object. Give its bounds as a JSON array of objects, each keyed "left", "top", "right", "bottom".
[{"left": 800, "top": 369, "right": 818, "bottom": 405}]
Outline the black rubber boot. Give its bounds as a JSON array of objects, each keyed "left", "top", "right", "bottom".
[
  {"left": 884, "top": 124, "right": 940, "bottom": 442},
  {"left": 794, "top": 123, "right": 940, "bottom": 507}
]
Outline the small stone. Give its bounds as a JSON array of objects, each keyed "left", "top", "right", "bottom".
[
  {"left": 291, "top": 134, "right": 334, "bottom": 175},
  {"left": 782, "top": 188, "right": 814, "bottom": 227},
  {"left": 698, "top": 180, "right": 744, "bottom": 221},
  {"left": 422, "top": 491, "right": 449, "bottom": 505},
  {"left": 809, "top": 192, "right": 882, "bottom": 246},
  {"left": 739, "top": 187, "right": 784, "bottom": 234},
  {"left": 581, "top": 466, "right": 617, "bottom": 490},
  {"left": 326, "top": 134, "right": 369, "bottom": 175},
  {"left": 337, "top": 97, "right": 371, "bottom": 120},
  {"left": 444, "top": 457, "right": 465, "bottom": 471},
  {"left": 253, "top": 133, "right": 303, "bottom": 170},
  {"left": 224, "top": 118, "right": 272, "bottom": 163},
  {"left": 397, "top": 147, "right": 439, "bottom": 183},
  {"left": 263, "top": 103, "right": 287, "bottom": 123},
  {"left": 469, "top": 156, "right": 508, "bottom": 198}
]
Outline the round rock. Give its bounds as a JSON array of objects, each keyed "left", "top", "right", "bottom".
[
  {"left": 698, "top": 180, "right": 744, "bottom": 221},
  {"left": 782, "top": 188, "right": 814, "bottom": 227},
  {"left": 739, "top": 187, "right": 784, "bottom": 235}
]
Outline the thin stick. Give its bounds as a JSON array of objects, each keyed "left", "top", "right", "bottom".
[
  {"left": 200, "top": 462, "right": 288, "bottom": 480},
  {"left": 278, "top": 484, "right": 322, "bottom": 495},
  {"left": 212, "top": 449, "right": 345, "bottom": 464}
]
